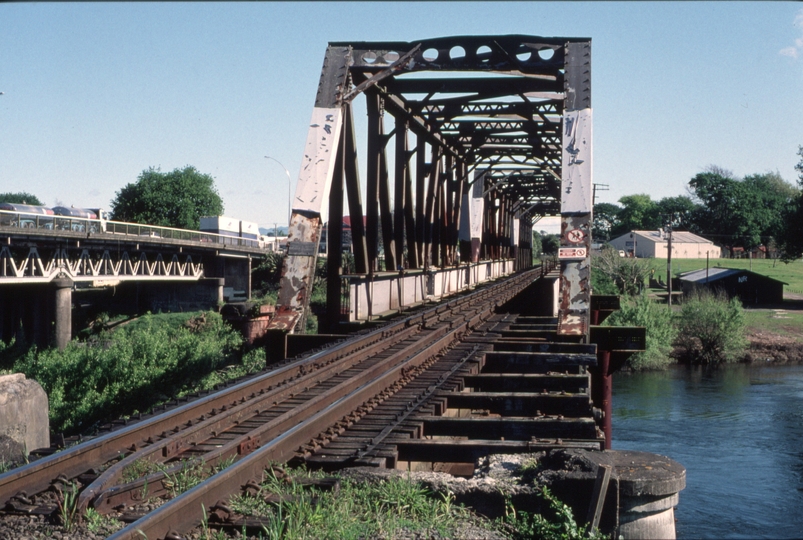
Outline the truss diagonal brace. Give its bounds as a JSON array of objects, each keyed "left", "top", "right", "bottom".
[{"left": 342, "top": 43, "right": 422, "bottom": 102}]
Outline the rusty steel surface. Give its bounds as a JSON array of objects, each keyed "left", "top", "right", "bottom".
[
  {"left": 303, "top": 308, "right": 604, "bottom": 473},
  {"left": 558, "top": 214, "right": 592, "bottom": 336},
  {"left": 270, "top": 35, "right": 591, "bottom": 338},
  {"left": 0, "top": 263, "right": 619, "bottom": 539}
]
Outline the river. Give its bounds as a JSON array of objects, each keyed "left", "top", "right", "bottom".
[{"left": 612, "top": 364, "right": 803, "bottom": 539}]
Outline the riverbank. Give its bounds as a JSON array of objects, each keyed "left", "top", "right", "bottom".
[
  {"left": 665, "top": 294, "right": 803, "bottom": 366},
  {"left": 742, "top": 295, "right": 803, "bottom": 364},
  {"left": 744, "top": 328, "right": 803, "bottom": 364}
]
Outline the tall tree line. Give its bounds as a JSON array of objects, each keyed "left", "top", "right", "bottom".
[{"left": 593, "top": 147, "right": 803, "bottom": 259}]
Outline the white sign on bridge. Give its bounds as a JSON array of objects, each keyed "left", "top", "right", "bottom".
[{"left": 558, "top": 247, "right": 587, "bottom": 260}]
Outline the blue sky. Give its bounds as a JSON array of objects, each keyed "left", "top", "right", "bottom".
[{"left": 1, "top": 2, "right": 802, "bottom": 232}]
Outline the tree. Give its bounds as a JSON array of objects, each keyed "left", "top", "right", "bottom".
[
  {"left": 531, "top": 230, "right": 542, "bottom": 257},
  {"left": 592, "top": 202, "right": 621, "bottom": 241},
  {"left": 688, "top": 168, "right": 742, "bottom": 249},
  {"left": 742, "top": 171, "right": 798, "bottom": 247},
  {"left": 592, "top": 245, "right": 651, "bottom": 295},
  {"left": 689, "top": 166, "right": 798, "bottom": 252},
  {"left": 655, "top": 195, "right": 699, "bottom": 231},
  {"left": 541, "top": 233, "right": 560, "bottom": 255},
  {"left": 0, "top": 192, "right": 44, "bottom": 206},
  {"left": 777, "top": 146, "right": 803, "bottom": 260},
  {"left": 611, "top": 194, "right": 661, "bottom": 237},
  {"left": 110, "top": 166, "right": 224, "bottom": 230}
]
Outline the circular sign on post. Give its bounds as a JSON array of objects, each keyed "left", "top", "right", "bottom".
[{"left": 567, "top": 229, "right": 586, "bottom": 244}]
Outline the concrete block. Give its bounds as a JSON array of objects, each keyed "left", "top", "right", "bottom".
[{"left": 0, "top": 373, "right": 50, "bottom": 462}]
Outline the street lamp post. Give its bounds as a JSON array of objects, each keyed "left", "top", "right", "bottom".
[{"left": 265, "top": 156, "right": 292, "bottom": 230}]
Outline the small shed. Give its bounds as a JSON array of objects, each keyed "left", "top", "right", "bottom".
[{"left": 678, "top": 267, "right": 785, "bottom": 305}]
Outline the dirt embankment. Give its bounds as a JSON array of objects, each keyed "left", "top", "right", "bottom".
[
  {"left": 744, "top": 329, "right": 803, "bottom": 364},
  {"left": 743, "top": 298, "right": 803, "bottom": 364}
]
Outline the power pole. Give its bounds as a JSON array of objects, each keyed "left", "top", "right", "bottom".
[
  {"left": 592, "top": 183, "right": 609, "bottom": 204},
  {"left": 666, "top": 215, "right": 673, "bottom": 307}
]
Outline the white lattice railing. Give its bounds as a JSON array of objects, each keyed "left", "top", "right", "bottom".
[{"left": 0, "top": 246, "right": 203, "bottom": 284}]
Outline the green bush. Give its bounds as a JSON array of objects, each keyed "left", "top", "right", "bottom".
[
  {"left": 252, "top": 251, "right": 285, "bottom": 294},
  {"left": 590, "top": 266, "right": 619, "bottom": 296},
  {"left": 675, "top": 289, "right": 748, "bottom": 365},
  {"left": 592, "top": 247, "right": 651, "bottom": 296},
  {"left": 605, "top": 294, "right": 677, "bottom": 370},
  {"left": 500, "top": 486, "right": 607, "bottom": 540},
  {"left": 13, "top": 311, "right": 243, "bottom": 434}
]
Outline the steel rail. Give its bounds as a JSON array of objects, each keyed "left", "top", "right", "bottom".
[
  {"left": 79, "top": 323, "right": 425, "bottom": 511},
  {"left": 0, "top": 292, "right": 422, "bottom": 508},
  {"left": 107, "top": 269, "right": 537, "bottom": 540},
  {"left": 0, "top": 266, "right": 539, "bottom": 514},
  {"left": 87, "top": 319, "right": 456, "bottom": 511},
  {"left": 91, "top": 275, "right": 527, "bottom": 510}
]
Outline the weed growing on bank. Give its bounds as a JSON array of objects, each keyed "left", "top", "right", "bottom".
[
  {"left": 604, "top": 294, "right": 677, "bottom": 370},
  {"left": 603, "top": 289, "right": 749, "bottom": 369},
  {"left": 675, "top": 289, "right": 748, "bottom": 364},
  {"left": 598, "top": 277, "right": 751, "bottom": 368},
  {"left": 228, "top": 468, "right": 486, "bottom": 539},
  {"left": 498, "top": 486, "right": 608, "bottom": 540},
  {"left": 224, "top": 466, "right": 606, "bottom": 540},
  {"left": 10, "top": 311, "right": 257, "bottom": 434}
]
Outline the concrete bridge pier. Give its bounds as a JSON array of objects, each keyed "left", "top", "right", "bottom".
[
  {"left": 542, "top": 448, "right": 685, "bottom": 539},
  {"left": 52, "top": 276, "right": 73, "bottom": 350}
]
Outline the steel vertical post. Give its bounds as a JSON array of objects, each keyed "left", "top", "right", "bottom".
[{"left": 326, "top": 125, "right": 345, "bottom": 331}]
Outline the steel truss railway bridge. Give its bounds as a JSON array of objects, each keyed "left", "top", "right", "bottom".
[
  {"left": 270, "top": 35, "right": 594, "bottom": 337},
  {"left": 4, "top": 34, "right": 597, "bottom": 348}
]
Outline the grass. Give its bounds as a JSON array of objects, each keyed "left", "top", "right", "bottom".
[
  {"left": 228, "top": 467, "right": 486, "bottom": 540},
  {"left": 643, "top": 257, "right": 803, "bottom": 341},
  {"left": 743, "top": 310, "right": 803, "bottom": 342},
  {"left": 643, "top": 257, "right": 803, "bottom": 293},
  {"left": 84, "top": 507, "right": 122, "bottom": 535},
  {"left": 223, "top": 466, "right": 606, "bottom": 540},
  {"left": 56, "top": 480, "right": 80, "bottom": 532},
  {"left": 120, "top": 456, "right": 237, "bottom": 501},
  {"left": 499, "top": 486, "right": 607, "bottom": 540}
]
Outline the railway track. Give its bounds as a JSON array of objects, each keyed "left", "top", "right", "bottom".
[{"left": 0, "top": 264, "right": 604, "bottom": 539}]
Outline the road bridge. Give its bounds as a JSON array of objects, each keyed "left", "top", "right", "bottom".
[{"left": 0, "top": 215, "right": 268, "bottom": 348}]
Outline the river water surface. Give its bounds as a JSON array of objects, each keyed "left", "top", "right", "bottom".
[{"left": 612, "top": 364, "right": 803, "bottom": 539}]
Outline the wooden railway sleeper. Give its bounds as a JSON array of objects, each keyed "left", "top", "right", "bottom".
[{"left": 352, "top": 344, "right": 483, "bottom": 461}]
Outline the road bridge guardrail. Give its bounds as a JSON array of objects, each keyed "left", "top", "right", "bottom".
[{"left": 0, "top": 210, "right": 267, "bottom": 250}]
